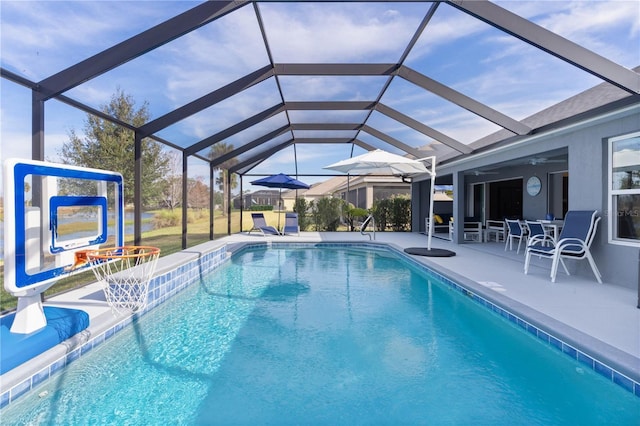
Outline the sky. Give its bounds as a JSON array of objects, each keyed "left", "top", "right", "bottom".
[{"left": 1, "top": 0, "right": 639, "bottom": 193}]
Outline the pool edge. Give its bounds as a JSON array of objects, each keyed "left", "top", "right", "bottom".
[{"left": 2, "top": 240, "right": 638, "bottom": 409}]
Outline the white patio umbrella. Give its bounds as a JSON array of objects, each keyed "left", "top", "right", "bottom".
[
  {"left": 324, "top": 149, "right": 454, "bottom": 257},
  {"left": 324, "top": 149, "right": 429, "bottom": 175}
]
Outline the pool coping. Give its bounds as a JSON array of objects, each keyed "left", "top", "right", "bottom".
[
  {"left": 1, "top": 240, "right": 638, "bottom": 408},
  {"left": 383, "top": 242, "right": 640, "bottom": 396}
]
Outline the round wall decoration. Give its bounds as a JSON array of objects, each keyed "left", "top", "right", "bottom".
[{"left": 526, "top": 176, "right": 542, "bottom": 196}]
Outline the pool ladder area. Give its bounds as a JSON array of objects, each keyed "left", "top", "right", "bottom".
[{"left": 360, "top": 215, "right": 375, "bottom": 240}]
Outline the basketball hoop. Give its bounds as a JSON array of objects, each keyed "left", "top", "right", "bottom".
[{"left": 72, "top": 246, "right": 160, "bottom": 314}]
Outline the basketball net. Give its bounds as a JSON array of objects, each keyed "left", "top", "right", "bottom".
[{"left": 71, "top": 246, "right": 160, "bottom": 314}]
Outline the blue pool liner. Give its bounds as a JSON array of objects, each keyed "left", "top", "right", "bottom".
[{"left": 0, "top": 307, "right": 90, "bottom": 375}]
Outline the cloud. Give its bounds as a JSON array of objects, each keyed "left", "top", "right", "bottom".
[
  {"left": 258, "top": 2, "right": 428, "bottom": 62},
  {"left": 498, "top": 1, "right": 640, "bottom": 66},
  {"left": 0, "top": 1, "right": 183, "bottom": 80},
  {"left": 1, "top": 0, "right": 637, "bottom": 183}
]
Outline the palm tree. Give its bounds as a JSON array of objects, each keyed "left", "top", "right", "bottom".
[{"left": 209, "top": 142, "right": 238, "bottom": 216}]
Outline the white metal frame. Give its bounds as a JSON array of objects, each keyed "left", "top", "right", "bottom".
[{"left": 608, "top": 130, "right": 640, "bottom": 247}]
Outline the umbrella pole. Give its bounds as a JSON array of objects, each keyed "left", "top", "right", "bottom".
[
  {"left": 277, "top": 187, "right": 282, "bottom": 231},
  {"left": 427, "top": 173, "right": 435, "bottom": 250}
]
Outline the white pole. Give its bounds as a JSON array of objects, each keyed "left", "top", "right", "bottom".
[
  {"left": 416, "top": 156, "right": 436, "bottom": 251},
  {"left": 427, "top": 163, "right": 435, "bottom": 251}
]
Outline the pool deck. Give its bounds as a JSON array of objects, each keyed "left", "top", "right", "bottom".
[{"left": 2, "top": 231, "right": 639, "bottom": 395}]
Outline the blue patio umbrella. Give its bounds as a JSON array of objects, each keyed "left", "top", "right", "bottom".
[{"left": 251, "top": 173, "right": 310, "bottom": 229}]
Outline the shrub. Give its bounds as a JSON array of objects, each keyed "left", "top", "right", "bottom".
[
  {"left": 390, "top": 196, "right": 411, "bottom": 231},
  {"left": 372, "top": 199, "right": 391, "bottom": 231},
  {"left": 153, "top": 209, "right": 181, "bottom": 227},
  {"left": 248, "top": 205, "right": 273, "bottom": 211},
  {"left": 153, "top": 208, "right": 208, "bottom": 227},
  {"left": 293, "top": 198, "right": 311, "bottom": 231},
  {"left": 372, "top": 196, "right": 411, "bottom": 231},
  {"left": 311, "top": 197, "right": 342, "bottom": 231}
]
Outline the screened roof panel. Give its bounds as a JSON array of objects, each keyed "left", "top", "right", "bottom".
[
  {"left": 194, "top": 113, "right": 291, "bottom": 159},
  {"left": 234, "top": 135, "right": 295, "bottom": 174},
  {"left": 0, "top": 1, "right": 194, "bottom": 81},
  {"left": 288, "top": 110, "right": 370, "bottom": 123},
  {"left": 382, "top": 77, "right": 503, "bottom": 144},
  {"left": 247, "top": 143, "right": 368, "bottom": 182},
  {"left": 292, "top": 130, "right": 358, "bottom": 140},
  {"left": 496, "top": 1, "right": 640, "bottom": 68},
  {"left": 278, "top": 76, "right": 388, "bottom": 101},
  {"left": 365, "top": 112, "right": 437, "bottom": 150},
  {"left": 258, "top": 2, "right": 432, "bottom": 63},
  {"left": 64, "top": 4, "right": 269, "bottom": 118},
  {"left": 405, "top": 3, "right": 604, "bottom": 120},
  {"left": 355, "top": 133, "right": 407, "bottom": 157},
  {"left": 154, "top": 77, "right": 282, "bottom": 148},
  {"left": 231, "top": 132, "right": 293, "bottom": 165},
  {"left": 1, "top": 0, "right": 637, "bottom": 181}
]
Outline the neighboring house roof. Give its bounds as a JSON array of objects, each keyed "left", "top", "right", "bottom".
[
  {"left": 332, "top": 175, "right": 408, "bottom": 192},
  {"left": 282, "top": 176, "right": 351, "bottom": 199},
  {"left": 436, "top": 66, "right": 640, "bottom": 163},
  {"left": 281, "top": 175, "right": 410, "bottom": 200}
]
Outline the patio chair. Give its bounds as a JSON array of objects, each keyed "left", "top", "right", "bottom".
[
  {"left": 248, "top": 212, "right": 280, "bottom": 236},
  {"left": 505, "top": 219, "right": 527, "bottom": 254},
  {"left": 485, "top": 219, "right": 506, "bottom": 242},
  {"left": 448, "top": 219, "right": 482, "bottom": 242},
  {"left": 281, "top": 212, "right": 300, "bottom": 236},
  {"left": 524, "top": 210, "right": 602, "bottom": 283},
  {"left": 525, "top": 220, "right": 554, "bottom": 247}
]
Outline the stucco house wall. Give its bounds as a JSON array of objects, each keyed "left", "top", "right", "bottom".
[{"left": 413, "top": 104, "right": 639, "bottom": 289}]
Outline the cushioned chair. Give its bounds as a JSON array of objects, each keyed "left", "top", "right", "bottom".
[
  {"left": 524, "top": 210, "right": 602, "bottom": 283},
  {"left": 248, "top": 212, "right": 280, "bottom": 236},
  {"left": 425, "top": 215, "right": 450, "bottom": 235},
  {"left": 485, "top": 220, "right": 506, "bottom": 242},
  {"left": 282, "top": 212, "right": 300, "bottom": 235},
  {"left": 448, "top": 219, "right": 482, "bottom": 242},
  {"left": 505, "top": 219, "right": 527, "bottom": 253}
]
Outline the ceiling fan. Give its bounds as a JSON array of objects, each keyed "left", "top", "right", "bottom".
[
  {"left": 527, "top": 157, "right": 566, "bottom": 166},
  {"left": 466, "top": 170, "right": 500, "bottom": 176}
]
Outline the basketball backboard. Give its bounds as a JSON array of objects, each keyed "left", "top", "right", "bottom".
[{"left": 3, "top": 159, "right": 124, "bottom": 332}]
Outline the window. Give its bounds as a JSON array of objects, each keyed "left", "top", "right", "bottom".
[{"left": 609, "top": 131, "right": 640, "bottom": 245}]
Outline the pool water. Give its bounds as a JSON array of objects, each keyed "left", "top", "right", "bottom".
[{"left": 2, "top": 246, "right": 638, "bottom": 424}]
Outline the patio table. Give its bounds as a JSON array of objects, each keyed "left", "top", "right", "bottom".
[{"left": 540, "top": 219, "right": 564, "bottom": 241}]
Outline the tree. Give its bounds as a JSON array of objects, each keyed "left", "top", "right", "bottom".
[
  {"left": 209, "top": 142, "right": 238, "bottom": 216},
  {"left": 162, "top": 151, "right": 182, "bottom": 211},
  {"left": 59, "top": 88, "right": 170, "bottom": 206},
  {"left": 188, "top": 177, "right": 209, "bottom": 209}
]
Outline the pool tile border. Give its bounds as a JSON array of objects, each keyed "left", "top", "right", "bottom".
[
  {"left": 2, "top": 241, "right": 638, "bottom": 409},
  {"left": 390, "top": 243, "right": 640, "bottom": 399},
  {"left": 1, "top": 245, "right": 229, "bottom": 409}
]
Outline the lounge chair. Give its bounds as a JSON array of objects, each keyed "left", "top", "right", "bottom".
[
  {"left": 524, "top": 210, "right": 602, "bottom": 283},
  {"left": 281, "top": 212, "right": 300, "bottom": 235},
  {"left": 505, "top": 219, "right": 527, "bottom": 253},
  {"left": 248, "top": 212, "right": 280, "bottom": 236}
]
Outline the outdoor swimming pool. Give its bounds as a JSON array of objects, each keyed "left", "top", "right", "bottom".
[{"left": 1, "top": 245, "right": 638, "bottom": 424}]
